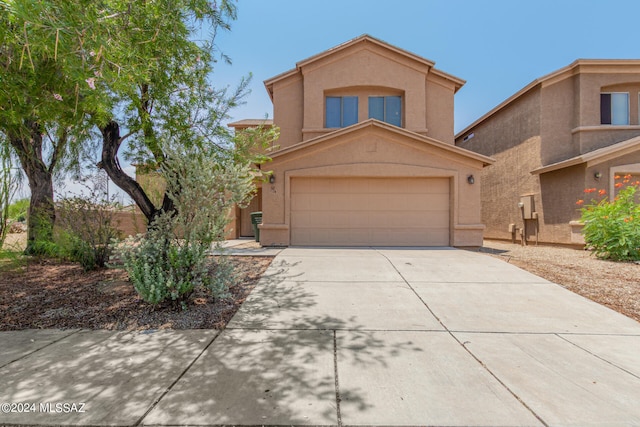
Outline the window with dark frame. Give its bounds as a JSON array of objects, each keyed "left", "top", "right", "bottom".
[
  {"left": 326, "top": 96, "right": 358, "bottom": 128},
  {"left": 601, "top": 92, "right": 629, "bottom": 125}
]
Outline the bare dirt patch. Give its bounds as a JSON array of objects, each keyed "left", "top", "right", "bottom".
[
  {"left": 0, "top": 253, "right": 272, "bottom": 331},
  {"left": 478, "top": 240, "right": 640, "bottom": 322},
  {"left": 2, "top": 231, "right": 27, "bottom": 252}
]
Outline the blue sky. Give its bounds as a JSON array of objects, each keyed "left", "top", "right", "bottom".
[
  {"left": 43, "top": 0, "right": 639, "bottom": 203},
  {"left": 214, "top": 0, "right": 640, "bottom": 134}
]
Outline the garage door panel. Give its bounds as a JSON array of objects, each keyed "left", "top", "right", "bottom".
[
  {"left": 425, "top": 178, "right": 450, "bottom": 193},
  {"left": 290, "top": 178, "right": 450, "bottom": 246},
  {"left": 424, "top": 212, "right": 450, "bottom": 228},
  {"left": 410, "top": 194, "right": 450, "bottom": 211}
]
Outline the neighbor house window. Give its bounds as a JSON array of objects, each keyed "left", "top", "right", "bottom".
[
  {"left": 601, "top": 93, "right": 629, "bottom": 125},
  {"left": 368, "top": 96, "right": 402, "bottom": 127},
  {"left": 326, "top": 96, "right": 358, "bottom": 128}
]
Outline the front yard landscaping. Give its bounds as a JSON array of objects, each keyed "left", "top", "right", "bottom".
[
  {"left": 1, "top": 233, "right": 272, "bottom": 330},
  {"left": 1, "top": 233, "right": 638, "bottom": 330}
]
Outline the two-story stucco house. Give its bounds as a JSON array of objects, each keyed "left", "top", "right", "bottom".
[
  {"left": 455, "top": 59, "right": 640, "bottom": 245},
  {"left": 236, "top": 35, "right": 493, "bottom": 247}
]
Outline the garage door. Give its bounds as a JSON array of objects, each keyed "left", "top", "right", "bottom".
[{"left": 290, "top": 177, "right": 450, "bottom": 246}]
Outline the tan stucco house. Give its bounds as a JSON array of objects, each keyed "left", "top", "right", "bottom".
[
  {"left": 455, "top": 59, "right": 640, "bottom": 245},
  {"left": 233, "top": 35, "right": 493, "bottom": 247}
]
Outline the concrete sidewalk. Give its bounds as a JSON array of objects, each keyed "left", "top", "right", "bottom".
[{"left": 1, "top": 247, "right": 640, "bottom": 426}]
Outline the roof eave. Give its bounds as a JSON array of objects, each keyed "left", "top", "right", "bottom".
[
  {"left": 531, "top": 134, "right": 640, "bottom": 174},
  {"left": 271, "top": 119, "right": 495, "bottom": 166},
  {"left": 456, "top": 59, "right": 640, "bottom": 139}
]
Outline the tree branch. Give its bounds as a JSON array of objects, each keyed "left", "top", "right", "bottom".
[
  {"left": 99, "top": 120, "right": 158, "bottom": 223},
  {"left": 47, "top": 127, "right": 68, "bottom": 174}
]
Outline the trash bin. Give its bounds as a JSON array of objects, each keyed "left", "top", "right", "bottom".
[{"left": 250, "top": 211, "right": 263, "bottom": 242}]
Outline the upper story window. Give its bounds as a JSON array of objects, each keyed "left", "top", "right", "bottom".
[
  {"left": 601, "top": 92, "right": 629, "bottom": 125},
  {"left": 326, "top": 96, "right": 358, "bottom": 128},
  {"left": 368, "top": 96, "right": 402, "bottom": 127}
]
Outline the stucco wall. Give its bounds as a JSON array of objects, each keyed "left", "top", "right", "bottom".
[
  {"left": 539, "top": 76, "right": 577, "bottom": 164},
  {"left": 573, "top": 75, "right": 640, "bottom": 154},
  {"left": 269, "top": 39, "right": 458, "bottom": 149},
  {"left": 260, "top": 125, "right": 486, "bottom": 247},
  {"left": 457, "top": 88, "right": 542, "bottom": 241},
  {"left": 538, "top": 165, "right": 585, "bottom": 243},
  {"left": 272, "top": 74, "right": 304, "bottom": 149},
  {"left": 576, "top": 75, "right": 640, "bottom": 128},
  {"left": 426, "top": 77, "right": 455, "bottom": 143}
]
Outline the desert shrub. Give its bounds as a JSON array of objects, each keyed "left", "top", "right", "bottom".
[
  {"left": 120, "top": 230, "right": 202, "bottom": 307},
  {"left": 54, "top": 174, "right": 123, "bottom": 270},
  {"left": 578, "top": 176, "right": 640, "bottom": 261},
  {"left": 119, "top": 146, "right": 255, "bottom": 308},
  {"left": 56, "top": 198, "right": 122, "bottom": 270},
  {"left": 26, "top": 209, "right": 59, "bottom": 258}
]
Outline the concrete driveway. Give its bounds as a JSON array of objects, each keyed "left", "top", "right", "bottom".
[{"left": 1, "top": 247, "right": 640, "bottom": 426}]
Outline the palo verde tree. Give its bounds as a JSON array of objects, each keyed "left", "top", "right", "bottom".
[
  {"left": 0, "top": 1, "right": 106, "bottom": 253},
  {"left": 1, "top": 0, "right": 274, "bottom": 252},
  {"left": 90, "top": 0, "right": 267, "bottom": 226}
]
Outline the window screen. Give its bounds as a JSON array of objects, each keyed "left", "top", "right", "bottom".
[
  {"left": 326, "top": 96, "right": 358, "bottom": 128},
  {"left": 369, "top": 96, "right": 402, "bottom": 127}
]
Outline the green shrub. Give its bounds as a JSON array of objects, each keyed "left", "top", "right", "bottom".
[
  {"left": 118, "top": 144, "right": 257, "bottom": 308},
  {"left": 8, "top": 198, "right": 29, "bottom": 222},
  {"left": 53, "top": 175, "right": 123, "bottom": 270},
  {"left": 119, "top": 219, "right": 231, "bottom": 308},
  {"left": 579, "top": 177, "right": 640, "bottom": 261},
  {"left": 120, "top": 234, "right": 197, "bottom": 306}
]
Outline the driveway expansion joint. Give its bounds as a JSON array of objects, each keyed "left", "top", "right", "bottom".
[
  {"left": 557, "top": 333, "right": 640, "bottom": 380},
  {"left": 0, "top": 328, "right": 82, "bottom": 370},
  {"left": 332, "top": 330, "right": 343, "bottom": 427},
  {"left": 375, "top": 248, "right": 550, "bottom": 427},
  {"left": 135, "top": 331, "right": 221, "bottom": 426}
]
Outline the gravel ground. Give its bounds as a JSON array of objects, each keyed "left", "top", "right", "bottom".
[
  {"left": 476, "top": 240, "right": 640, "bottom": 322},
  {"left": 0, "top": 253, "right": 272, "bottom": 331},
  {"left": 2, "top": 233, "right": 638, "bottom": 328}
]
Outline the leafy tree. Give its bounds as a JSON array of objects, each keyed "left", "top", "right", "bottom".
[
  {"left": 1, "top": 0, "right": 273, "bottom": 253},
  {"left": 91, "top": 0, "right": 254, "bottom": 226},
  {"left": 0, "top": 1, "right": 104, "bottom": 253}
]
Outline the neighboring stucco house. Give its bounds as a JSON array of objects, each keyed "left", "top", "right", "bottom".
[
  {"left": 455, "top": 59, "right": 640, "bottom": 245},
  {"left": 238, "top": 35, "right": 493, "bottom": 247}
]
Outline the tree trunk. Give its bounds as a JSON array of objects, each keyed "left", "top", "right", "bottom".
[
  {"left": 25, "top": 167, "right": 55, "bottom": 254},
  {"left": 98, "top": 120, "right": 174, "bottom": 227},
  {"left": 8, "top": 122, "right": 56, "bottom": 254}
]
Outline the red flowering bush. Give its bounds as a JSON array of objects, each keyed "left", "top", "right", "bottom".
[{"left": 578, "top": 175, "right": 640, "bottom": 261}]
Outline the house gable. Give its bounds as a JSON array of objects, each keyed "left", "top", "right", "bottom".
[
  {"left": 271, "top": 119, "right": 493, "bottom": 169},
  {"left": 265, "top": 35, "right": 465, "bottom": 147}
]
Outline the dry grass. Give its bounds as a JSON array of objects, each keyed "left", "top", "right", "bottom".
[{"left": 2, "top": 232, "right": 27, "bottom": 252}]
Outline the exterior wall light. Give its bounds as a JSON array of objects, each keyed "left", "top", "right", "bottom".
[
  {"left": 467, "top": 174, "right": 475, "bottom": 184},
  {"left": 269, "top": 175, "right": 276, "bottom": 184},
  {"left": 594, "top": 172, "right": 602, "bottom": 180}
]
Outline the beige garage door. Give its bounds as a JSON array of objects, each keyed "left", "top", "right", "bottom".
[{"left": 290, "top": 177, "right": 450, "bottom": 246}]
